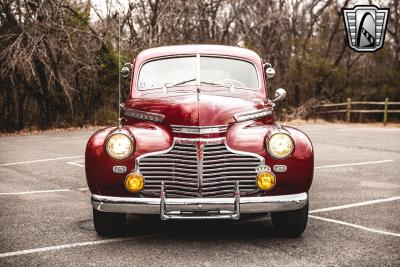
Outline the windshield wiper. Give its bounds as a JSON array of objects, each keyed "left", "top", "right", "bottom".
[
  {"left": 161, "top": 78, "right": 196, "bottom": 94},
  {"left": 160, "top": 80, "right": 235, "bottom": 95},
  {"left": 200, "top": 81, "right": 234, "bottom": 92},
  {"left": 169, "top": 78, "right": 196, "bottom": 87},
  {"left": 200, "top": 81, "right": 227, "bottom": 86}
]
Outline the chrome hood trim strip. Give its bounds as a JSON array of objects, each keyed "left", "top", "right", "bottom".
[
  {"left": 123, "top": 107, "right": 165, "bottom": 122},
  {"left": 233, "top": 107, "right": 273, "bottom": 122}
]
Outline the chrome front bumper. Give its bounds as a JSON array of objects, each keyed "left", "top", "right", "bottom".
[{"left": 91, "top": 189, "right": 308, "bottom": 220}]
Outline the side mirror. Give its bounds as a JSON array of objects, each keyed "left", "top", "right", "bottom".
[
  {"left": 272, "top": 88, "right": 286, "bottom": 103},
  {"left": 264, "top": 63, "right": 275, "bottom": 79},
  {"left": 121, "top": 63, "right": 132, "bottom": 78}
]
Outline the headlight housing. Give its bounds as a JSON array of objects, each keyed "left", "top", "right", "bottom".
[
  {"left": 105, "top": 132, "right": 134, "bottom": 160},
  {"left": 266, "top": 133, "right": 294, "bottom": 159}
]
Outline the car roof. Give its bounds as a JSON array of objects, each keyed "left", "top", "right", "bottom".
[{"left": 135, "top": 44, "right": 262, "bottom": 64}]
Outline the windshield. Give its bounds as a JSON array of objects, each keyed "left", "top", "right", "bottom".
[{"left": 137, "top": 56, "right": 259, "bottom": 90}]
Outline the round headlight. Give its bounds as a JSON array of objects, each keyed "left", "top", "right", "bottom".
[
  {"left": 267, "top": 133, "right": 294, "bottom": 159},
  {"left": 106, "top": 133, "right": 134, "bottom": 160}
]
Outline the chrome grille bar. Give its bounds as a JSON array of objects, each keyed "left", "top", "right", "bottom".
[{"left": 138, "top": 138, "right": 264, "bottom": 198}]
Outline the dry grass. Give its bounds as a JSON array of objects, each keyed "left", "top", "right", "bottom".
[{"left": 286, "top": 119, "right": 400, "bottom": 128}]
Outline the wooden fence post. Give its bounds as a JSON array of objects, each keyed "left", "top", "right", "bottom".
[
  {"left": 346, "top": 98, "right": 351, "bottom": 122},
  {"left": 383, "top": 97, "right": 389, "bottom": 126},
  {"left": 313, "top": 104, "right": 317, "bottom": 123}
]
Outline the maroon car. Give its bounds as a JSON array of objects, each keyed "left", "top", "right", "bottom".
[{"left": 85, "top": 45, "right": 313, "bottom": 237}]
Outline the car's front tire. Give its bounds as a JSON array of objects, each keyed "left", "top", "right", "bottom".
[
  {"left": 93, "top": 208, "right": 126, "bottom": 237},
  {"left": 271, "top": 203, "right": 308, "bottom": 237}
]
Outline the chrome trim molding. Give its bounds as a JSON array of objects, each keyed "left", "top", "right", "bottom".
[
  {"left": 225, "top": 139, "right": 265, "bottom": 163},
  {"left": 91, "top": 192, "right": 308, "bottom": 216},
  {"left": 196, "top": 54, "right": 200, "bottom": 86},
  {"left": 123, "top": 107, "right": 165, "bottom": 122},
  {"left": 171, "top": 125, "right": 228, "bottom": 134},
  {"left": 233, "top": 108, "right": 273, "bottom": 122},
  {"left": 175, "top": 137, "right": 225, "bottom": 145},
  {"left": 135, "top": 144, "right": 174, "bottom": 172},
  {"left": 196, "top": 141, "right": 204, "bottom": 197},
  {"left": 255, "top": 164, "right": 272, "bottom": 174},
  {"left": 273, "top": 165, "right": 287, "bottom": 173},
  {"left": 113, "top": 166, "right": 127, "bottom": 174}
]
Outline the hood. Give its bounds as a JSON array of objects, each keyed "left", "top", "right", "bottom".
[{"left": 124, "top": 87, "right": 272, "bottom": 126}]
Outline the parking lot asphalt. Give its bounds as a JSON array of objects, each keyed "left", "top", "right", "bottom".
[{"left": 0, "top": 123, "right": 399, "bottom": 266}]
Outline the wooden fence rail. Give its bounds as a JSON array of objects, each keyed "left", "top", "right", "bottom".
[{"left": 314, "top": 98, "right": 400, "bottom": 125}]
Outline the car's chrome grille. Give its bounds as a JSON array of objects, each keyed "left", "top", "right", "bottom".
[{"left": 139, "top": 141, "right": 262, "bottom": 198}]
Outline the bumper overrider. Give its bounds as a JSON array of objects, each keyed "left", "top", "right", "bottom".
[{"left": 92, "top": 182, "right": 308, "bottom": 220}]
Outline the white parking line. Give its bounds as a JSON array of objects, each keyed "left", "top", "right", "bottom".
[
  {"left": 0, "top": 234, "right": 163, "bottom": 259},
  {"left": 337, "top": 128, "right": 400, "bottom": 132},
  {"left": 76, "top": 187, "right": 89, "bottom": 191},
  {"left": 1, "top": 213, "right": 398, "bottom": 259},
  {"left": 0, "top": 159, "right": 395, "bottom": 196},
  {"left": 309, "top": 215, "right": 400, "bottom": 237},
  {"left": 0, "top": 188, "right": 88, "bottom": 196},
  {"left": 0, "top": 156, "right": 84, "bottom": 167},
  {"left": 66, "top": 161, "right": 85, "bottom": 167},
  {"left": 0, "top": 195, "right": 398, "bottom": 258},
  {"left": 66, "top": 159, "right": 396, "bottom": 170},
  {"left": 310, "top": 196, "right": 400, "bottom": 214},
  {"left": 315, "top": 159, "right": 394, "bottom": 169}
]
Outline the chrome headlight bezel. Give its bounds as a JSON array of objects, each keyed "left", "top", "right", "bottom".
[
  {"left": 266, "top": 133, "right": 295, "bottom": 159},
  {"left": 105, "top": 132, "right": 134, "bottom": 160}
]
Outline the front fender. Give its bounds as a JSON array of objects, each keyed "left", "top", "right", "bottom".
[
  {"left": 226, "top": 121, "right": 314, "bottom": 195},
  {"left": 85, "top": 123, "right": 172, "bottom": 196}
]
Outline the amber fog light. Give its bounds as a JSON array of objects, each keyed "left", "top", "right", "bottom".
[
  {"left": 256, "top": 171, "right": 276, "bottom": 190},
  {"left": 125, "top": 172, "right": 144, "bottom": 193}
]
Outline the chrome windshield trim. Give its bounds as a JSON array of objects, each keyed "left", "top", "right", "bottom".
[
  {"left": 136, "top": 55, "right": 261, "bottom": 91},
  {"left": 196, "top": 53, "right": 200, "bottom": 86}
]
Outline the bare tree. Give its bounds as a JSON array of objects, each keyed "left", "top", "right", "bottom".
[{"left": 1, "top": 0, "right": 399, "bottom": 131}]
